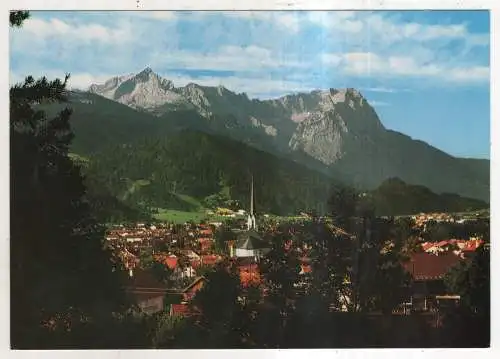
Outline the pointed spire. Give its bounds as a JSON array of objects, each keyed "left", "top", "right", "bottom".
[
  {"left": 247, "top": 173, "right": 257, "bottom": 231},
  {"left": 250, "top": 174, "right": 254, "bottom": 216}
]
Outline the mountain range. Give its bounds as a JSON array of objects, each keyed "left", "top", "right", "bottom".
[
  {"left": 85, "top": 67, "right": 489, "bottom": 203},
  {"left": 34, "top": 67, "right": 489, "bottom": 220}
]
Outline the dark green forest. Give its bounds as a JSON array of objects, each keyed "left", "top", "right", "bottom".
[
  {"left": 38, "top": 92, "right": 488, "bottom": 222},
  {"left": 367, "top": 178, "right": 487, "bottom": 216}
]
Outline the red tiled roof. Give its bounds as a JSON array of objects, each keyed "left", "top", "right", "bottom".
[
  {"left": 170, "top": 304, "right": 194, "bottom": 317},
  {"left": 462, "top": 240, "right": 484, "bottom": 252},
  {"left": 239, "top": 264, "right": 261, "bottom": 287},
  {"left": 200, "top": 242, "right": 213, "bottom": 252},
  {"left": 165, "top": 256, "right": 178, "bottom": 269},
  {"left": 403, "top": 252, "right": 461, "bottom": 281},
  {"left": 421, "top": 242, "right": 435, "bottom": 251},
  {"left": 201, "top": 255, "right": 219, "bottom": 266},
  {"left": 190, "top": 259, "right": 202, "bottom": 268},
  {"left": 300, "top": 263, "right": 312, "bottom": 273}
]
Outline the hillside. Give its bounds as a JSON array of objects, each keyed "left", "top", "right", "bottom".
[
  {"left": 87, "top": 68, "right": 489, "bottom": 202},
  {"left": 82, "top": 130, "right": 337, "bottom": 216},
  {"left": 367, "top": 178, "right": 488, "bottom": 216},
  {"left": 39, "top": 86, "right": 489, "bottom": 220}
]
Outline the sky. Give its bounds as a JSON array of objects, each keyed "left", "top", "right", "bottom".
[{"left": 9, "top": 10, "right": 490, "bottom": 159}]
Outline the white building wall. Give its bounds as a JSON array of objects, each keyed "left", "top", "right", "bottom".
[{"left": 235, "top": 248, "right": 258, "bottom": 257}]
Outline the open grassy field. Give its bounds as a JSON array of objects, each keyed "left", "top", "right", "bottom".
[
  {"left": 153, "top": 208, "right": 207, "bottom": 224},
  {"left": 153, "top": 208, "right": 231, "bottom": 224}
]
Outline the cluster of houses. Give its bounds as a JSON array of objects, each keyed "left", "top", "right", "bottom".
[
  {"left": 411, "top": 212, "right": 455, "bottom": 228},
  {"left": 107, "top": 179, "right": 488, "bottom": 320},
  {"left": 420, "top": 238, "right": 484, "bottom": 258},
  {"left": 411, "top": 211, "right": 485, "bottom": 230}
]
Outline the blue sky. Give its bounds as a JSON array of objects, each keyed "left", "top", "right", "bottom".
[{"left": 9, "top": 10, "right": 490, "bottom": 159}]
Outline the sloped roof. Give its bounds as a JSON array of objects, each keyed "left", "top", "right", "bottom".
[
  {"left": 126, "top": 269, "right": 168, "bottom": 290},
  {"left": 236, "top": 230, "right": 269, "bottom": 250},
  {"left": 181, "top": 276, "right": 205, "bottom": 293},
  {"left": 403, "top": 252, "right": 461, "bottom": 281}
]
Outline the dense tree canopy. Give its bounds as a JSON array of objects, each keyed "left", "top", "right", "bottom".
[{"left": 10, "top": 13, "right": 129, "bottom": 348}]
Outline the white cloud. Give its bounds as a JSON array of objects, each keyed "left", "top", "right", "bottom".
[
  {"left": 313, "top": 12, "right": 485, "bottom": 46},
  {"left": 448, "top": 66, "right": 489, "bottom": 83},
  {"left": 321, "top": 53, "right": 342, "bottom": 66},
  {"left": 216, "top": 11, "right": 301, "bottom": 32},
  {"left": 162, "top": 72, "right": 315, "bottom": 98},
  {"left": 362, "top": 87, "right": 410, "bottom": 93},
  {"left": 20, "top": 17, "right": 133, "bottom": 43},
  {"left": 321, "top": 51, "right": 488, "bottom": 84},
  {"left": 10, "top": 11, "right": 489, "bottom": 98},
  {"left": 308, "top": 11, "right": 363, "bottom": 33},
  {"left": 151, "top": 45, "right": 307, "bottom": 72},
  {"left": 368, "top": 100, "right": 391, "bottom": 107}
]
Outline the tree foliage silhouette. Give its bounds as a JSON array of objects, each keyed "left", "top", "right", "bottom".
[
  {"left": 10, "top": 13, "right": 128, "bottom": 348},
  {"left": 10, "top": 11, "right": 29, "bottom": 27}
]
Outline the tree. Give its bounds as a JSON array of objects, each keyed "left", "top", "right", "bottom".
[
  {"left": 259, "top": 228, "right": 301, "bottom": 309},
  {"left": 139, "top": 247, "right": 154, "bottom": 269},
  {"left": 443, "top": 244, "right": 490, "bottom": 346},
  {"left": 328, "top": 186, "right": 359, "bottom": 232},
  {"left": 151, "top": 261, "right": 173, "bottom": 285},
  {"left": 325, "top": 189, "right": 410, "bottom": 314},
  {"left": 445, "top": 244, "right": 490, "bottom": 316},
  {"left": 214, "top": 225, "right": 234, "bottom": 254},
  {"left": 189, "top": 261, "right": 247, "bottom": 348},
  {"left": 10, "top": 15, "right": 127, "bottom": 347},
  {"left": 10, "top": 10, "right": 29, "bottom": 27}
]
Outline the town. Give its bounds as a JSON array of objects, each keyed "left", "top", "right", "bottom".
[
  {"left": 105, "top": 181, "right": 489, "bottom": 325},
  {"left": 10, "top": 9, "right": 491, "bottom": 350}
]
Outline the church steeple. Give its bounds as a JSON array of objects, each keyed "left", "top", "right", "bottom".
[
  {"left": 247, "top": 174, "right": 257, "bottom": 230},
  {"left": 250, "top": 174, "right": 254, "bottom": 216}
]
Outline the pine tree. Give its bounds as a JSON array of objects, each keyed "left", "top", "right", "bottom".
[{"left": 10, "top": 13, "right": 127, "bottom": 347}]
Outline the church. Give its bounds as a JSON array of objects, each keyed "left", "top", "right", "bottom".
[{"left": 232, "top": 175, "right": 270, "bottom": 260}]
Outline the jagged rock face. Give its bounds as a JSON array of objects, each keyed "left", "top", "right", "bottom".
[
  {"left": 289, "top": 111, "right": 348, "bottom": 165},
  {"left": 287, "top": 88, "right": 385, "bottom": 165},
  {"left": 88, "top": 74, "right": 134, "bottom": 99},
  {"left": 89, "top": 67, "right": 184, "bottom": 110},
  {"left": 249, "top": 117, "right": 277, "bottom": 137},
  {"left": 178, "top": 83, "right": 214, "bottom": 117},
  {"left": 83, "top": 67, "right": 489, "bottom": 202},
  {"left": 89, "top": 68, "right": 384, "bottom": 165}
]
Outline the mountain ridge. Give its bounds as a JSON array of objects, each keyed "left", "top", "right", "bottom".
[{"left": 86, "top": 67, "right": 489, "bottom": 202}]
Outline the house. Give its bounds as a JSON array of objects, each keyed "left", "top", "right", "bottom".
[
  {"left": 198, "top": 238, "right": 213, "bottom": 252},
  {"left": 154, "top": 253, "right": 179, "bottom": 270},
  {"left": 171, "top": 264, "right": 196, "bottom": 282},
  {"left": 234, "top": 230, "right": 271, "bottom": 259},
  {"left": 180, "top": 249, "right": 200, "bottom": 261},
  {"left": 299, "top": 263, "right": 312, "bottom": 275},
  {"left": 181, "top": 276, "right": 206, "bottom": 301},
  {"left": 165, "top": 255, "right": 179, "bottom": 270},
  {"left": 200, "top": 254, "right": 220, "bottom": 266},
  {"left": 239, "top": 263, "right": 261, "bottom": 287},
  {"left": 170, "top": 303, "right": 200, "bottom": 317},
  {"left": 402, "top": 252, "right": 461, "bottom": 312},
  {"left": 125, "top": 269, "right": 169, "bottom": 314},
  {"left": 461, "top": 239, "right": 484, "bottom": 256},
  {"left": 199, "top": 228, "right": 213, "bottom": 236}
]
